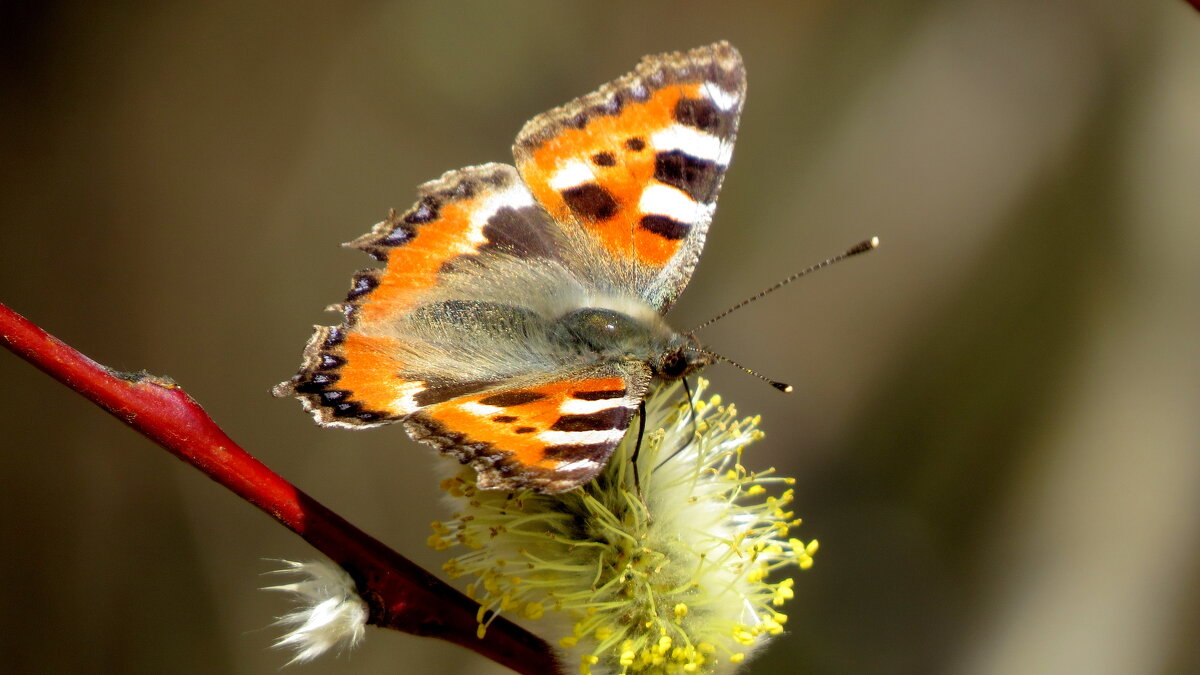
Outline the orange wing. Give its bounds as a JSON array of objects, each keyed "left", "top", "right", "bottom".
[
  {"left": 406, "top": 364, "right": 650, "bottom": 494},
  {"left": 513, "top": 42, "right": 745, "bottom": 310},
  {"left": 273, "top": 163, "right": 563, "bottom": 427}
]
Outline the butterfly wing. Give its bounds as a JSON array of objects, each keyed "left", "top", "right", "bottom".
[
  {"left": 273, "top": 163, "right": 569, "bottom": 428},
  {"left": 513, "top": 41, "right": 745, "bottom": 311},
  {"left": 277, "top": 43, "right": 744, "bottom": 492},
  {"left": 407, "top": 362, "right": 650, "bottom": 493}
]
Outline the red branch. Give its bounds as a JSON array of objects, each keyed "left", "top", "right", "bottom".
[{"left": 0, "top": 301, "right": 562, "bottom": 675}]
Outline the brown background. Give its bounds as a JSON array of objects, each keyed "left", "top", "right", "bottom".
[{"left": 2, "top": 2, "right": 1198, "bottom": 673}]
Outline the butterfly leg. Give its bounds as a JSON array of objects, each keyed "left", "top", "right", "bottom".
[
  {"left": 654, "top": 378, "right": 700, "bottom": 473},
  {"left": 681, "top": 377, "right": 699, "bottom": 445},
  {"left": 631, "top": 400, "right": 648, "bottom": 496}
]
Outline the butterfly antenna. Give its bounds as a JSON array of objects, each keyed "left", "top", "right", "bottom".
[
  {"left": 690, "top": 237, "right": 879, "bottom": 332},
  {"left": 685, "top": 347, "right": 793, "bottom": 393}
]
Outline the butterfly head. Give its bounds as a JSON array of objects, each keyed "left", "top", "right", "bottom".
[{"left": 655, "top": 333, "right": 711, "bottom": 380}]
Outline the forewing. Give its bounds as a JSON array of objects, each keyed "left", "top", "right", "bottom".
[
  {"left": 405, "top": 363, "right": 651, "bottom": 494},
  {"left": 514, "top": 41, "right": 745, "bottom": 311},
  {"left": 273, "top": 163, "right": 564, "bottom": 427}
]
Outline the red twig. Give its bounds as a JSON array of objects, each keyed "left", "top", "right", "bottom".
[{"left": 0, "top": 301, "right": 562, "bottom": 675}]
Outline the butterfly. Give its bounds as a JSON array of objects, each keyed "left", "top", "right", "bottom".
[{"left": 275, "top": 42, "right": 745, "bottom": 493}]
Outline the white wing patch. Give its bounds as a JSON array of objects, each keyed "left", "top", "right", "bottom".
[
  {"left": 651, "top": 125, "right": 731, "bottom": 165},
  {"left": 538, "top": 429, "right": 628, "bottom": 446},
  {"left": 469, "top": 183, "right": 537, "bottom": 232},
  {"left": 548, "top": 160, "right": 596, "bottom": 191},
  {"left": 559, "top": 397, "right": 631, "bottom": 415},
  {"left": 701, "top": 81, "right": 741, "bottom": 111},
  {"left": 639, "top": 184, "right": 711, "bottom": 225},
  {"left": 460, "top": 400, "right": 505, "bottom": 418}
]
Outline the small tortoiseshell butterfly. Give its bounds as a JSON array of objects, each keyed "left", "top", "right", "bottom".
[{"left": 276, "top": 42, "right": 745, "bottom": 493}]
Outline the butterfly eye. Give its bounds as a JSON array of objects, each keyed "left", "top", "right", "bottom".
[{"left": 660, "top": 352, "right": 688, "bottom": 378}]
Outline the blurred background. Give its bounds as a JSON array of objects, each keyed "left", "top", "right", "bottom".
[{"left": 2, "top": 1, "right": 1198, "bottom": 673}]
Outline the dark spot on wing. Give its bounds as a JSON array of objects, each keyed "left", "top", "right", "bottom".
[
  {"left": 592, "top": 151, "right": 616, "bottom": 167},
  {"left": 571, "top": 387, "right": 627, "bottom": 401},
  {"left": 413, "top": 380, "right": 496, "bottom": 407},
  {"left": 541, "top": 443, "right": 613, "bottom": 462},
  {"left": 653, "top": 150, "right": 719, "bottom": 202},
  {"left": 479, "top": 390, "right": 548, "bottom": 407},
  {"left": 674, "top": 97, "right": 726, "bottom": 135},
  {"left": 639, "top": 215, "right": 690, "bottom": 240},
  {"left": 479, "top": 206, "right": 559, "bottom": 259},
  {"left": 561, "top": 183, "right": 619, "bottom": 222},
  {"left": 549, "top": 407, "right": 632, "bottom": 432}
]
